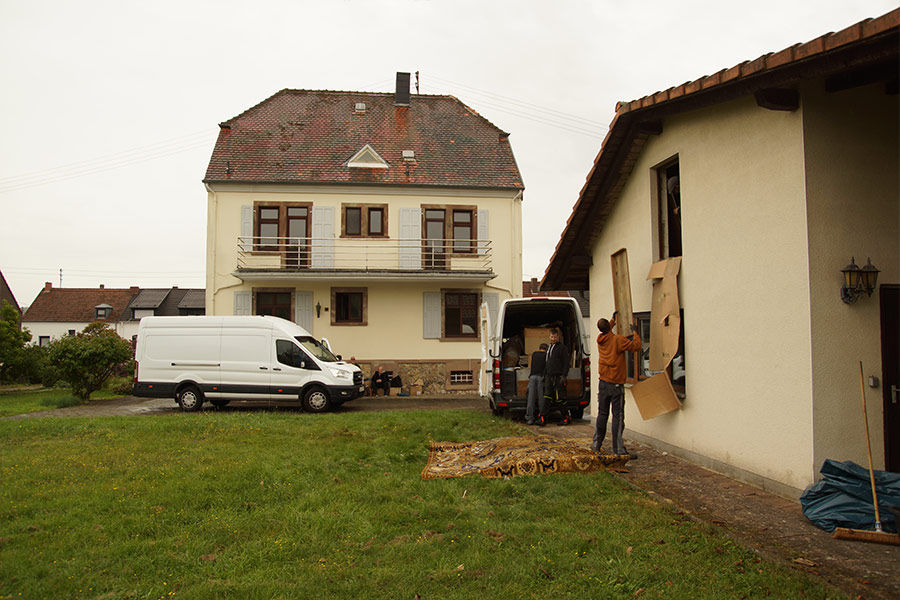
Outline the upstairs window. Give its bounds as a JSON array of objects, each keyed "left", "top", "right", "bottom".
[
  {"left": 452, "top": 210, "right": 474, "bottom": 252},
  {"left": 655, "top": 159, "right": 682, "bottom": 260},
  {"left": 341, "top": 204, "right": 388, "bottom": 238},
  {"left": 257, "top": 206, "right": 280, "bottom": 251}
]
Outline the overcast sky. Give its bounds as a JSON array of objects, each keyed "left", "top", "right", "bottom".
[{"left": 1, "top": 0, "right": 895, "bottom": 307}]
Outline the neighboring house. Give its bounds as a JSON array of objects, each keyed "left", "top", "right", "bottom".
[
  {"left": 119, "top": 287, "right": 206, "bottom": 340},
  {"left": 0, "top": 269, "right": 21, "bottom": 321},
  {"left": 22, "top": 283, "right": 139, "bottom": 346},
  {"left": 203, "top": 73, "right": 524, "bottom": 393},
  {"left": 543, "top": 11, "right": 899, "bottom": 497}
]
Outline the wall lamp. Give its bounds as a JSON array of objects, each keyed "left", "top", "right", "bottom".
[
  {"left": 841, "top": 257, "right": 880, "bottom": 304},
  {"left": 316, "top": 301, "right": 322, "bottom": 318}
]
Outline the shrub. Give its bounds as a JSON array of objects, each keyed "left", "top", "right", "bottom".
[{"left": 47, "top": 322, "right": 133, "bottom": 401}]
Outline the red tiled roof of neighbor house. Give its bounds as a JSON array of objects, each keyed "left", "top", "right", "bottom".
[
  {"left": 542, "top": 9, "right": 899, "bottom": 291},
  {"left": 204, "top": 89, "right": 524, "bottom": 190},
  {"left": 22, "top": 283, "right": 139, "bottom": 323}
]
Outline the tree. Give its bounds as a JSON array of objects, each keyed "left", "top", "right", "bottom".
[
  {"left": 47, "top": 322, "right": 133, "bottom": 401},
  {"left": 0, "top": 300, "right": 30, "bottom": 384}
]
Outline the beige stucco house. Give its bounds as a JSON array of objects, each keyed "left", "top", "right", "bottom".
[
  {"left": 203, "top": 73, "right": 524, "bottom": 393},
  {"left": 543, "top": 11, "right": 899, "bottom": 497}
]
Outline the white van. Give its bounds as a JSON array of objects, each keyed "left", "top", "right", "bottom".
[
  {"left": 483, "top": 297, "right": 590, "bottom": 419},
  {"left": 133, "top": 316, "right": 363, "bottom": 412}
]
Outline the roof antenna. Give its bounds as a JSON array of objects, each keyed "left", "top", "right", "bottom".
[
  {"left": 59, "top": 268, "right": 62, "bottom": 288},
  {"left": 415, "top": 71, "right": 419, "bottom": 94}
]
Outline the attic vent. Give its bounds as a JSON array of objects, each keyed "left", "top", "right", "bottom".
[
  {"left": 355, "top": 102, "right": 366, "bottom": 113},
  {"left": 347, "top": 144, "right": 388, "bottom": 169},
  {"left": 402, "top": 150, "right": 415, "bottom": 161}
]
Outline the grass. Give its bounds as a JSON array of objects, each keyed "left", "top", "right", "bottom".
[
  {"left": 0, "top": 410, "right": 846, "bottom": 599},
  {"left": 0, "top": 387, "right": 126, "bottom": 418}
]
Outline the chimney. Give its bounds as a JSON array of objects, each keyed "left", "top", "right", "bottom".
[
  {"left": 129, "top": 286, "right": 140, "bottom": 295},
  {"left": 44, "top": 282, "right": 52, "bottom": 292},
  {"left": 530, "top": 278, "right": 540, "bottom": 295},
  {"left": 99, "top": 284, "right": 105, "bottom": 289},
  {"left": 395, "top": 72, "right": 410, "bottom": 106}
]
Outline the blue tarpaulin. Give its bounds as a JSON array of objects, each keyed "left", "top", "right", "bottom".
[{"left": 800, "top": 459, "right": 900, "bottom": 533}]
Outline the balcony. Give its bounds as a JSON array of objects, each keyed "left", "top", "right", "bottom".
[{"left": 234, "top": 236, "right": 495, "bottom": 282}]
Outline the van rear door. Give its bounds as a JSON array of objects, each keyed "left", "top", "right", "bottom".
[{"left": 479, "top": 301, "right": 493, "bottom": 397}]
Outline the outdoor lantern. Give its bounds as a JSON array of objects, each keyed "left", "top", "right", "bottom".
[
  {"left": 316, "top": 301, "right": 322, "bottom": 318},
  {"left": 841, "top": 257, "right": 880, "bottom": 304}
]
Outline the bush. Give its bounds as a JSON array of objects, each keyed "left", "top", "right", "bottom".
[
  {"left": 47, "top": 322, "right": 133, "bottom": 401},
  {"left": 105, "top": 376, "right": 134, "bottom": 396}
]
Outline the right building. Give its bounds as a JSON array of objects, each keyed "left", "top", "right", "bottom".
[{"left": 543, "top": 10, "right": 899, "bottom": 497}]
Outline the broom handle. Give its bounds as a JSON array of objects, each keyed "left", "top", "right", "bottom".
[{"left": 859, "top": 361, "right": 882, "bottom": 527}]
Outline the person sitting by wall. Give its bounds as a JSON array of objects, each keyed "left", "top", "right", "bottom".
[{"left": 371, "top": 366, "right": 391, "bottom": 396}]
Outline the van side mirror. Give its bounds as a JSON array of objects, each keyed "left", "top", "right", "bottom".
[{"left": 336, "top": 354, "right": 342, "bottom": 361}]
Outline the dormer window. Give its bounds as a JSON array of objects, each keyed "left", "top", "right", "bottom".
[
  {"left": 95, "top": 304, "right": 113, "bottom": 320},
  {"left": 347, "top": 144, "right": 388, "bottom": 170},
  {"left": 354, "top": 102, "right": 366, "bottom": 114}
]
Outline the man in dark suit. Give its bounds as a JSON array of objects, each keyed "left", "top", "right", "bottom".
[{"left": 541, "top": 327, "right": 571, "bottom": 426}]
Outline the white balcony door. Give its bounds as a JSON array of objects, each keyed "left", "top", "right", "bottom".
[
  {"left": 399, "top": 207, "right": 421, "bottom": 269},
  {"left": 311, "top": 207, "right": 334, "bottom": 268}
]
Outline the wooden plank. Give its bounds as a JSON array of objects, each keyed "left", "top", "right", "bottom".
[{"left": 610, "top": 248, "right": 634, "bottom": 335}]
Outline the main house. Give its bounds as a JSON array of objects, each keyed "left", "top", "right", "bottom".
[
  {"left": 543, "top": 11, "right": 898, "bottom": 497},
  {"left": 203, "top": 73, "right": 524, "bottom": 393}
]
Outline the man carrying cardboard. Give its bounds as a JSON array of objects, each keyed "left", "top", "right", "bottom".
[{"left": 593, "top": 315, "right": 642, "bottom": 455}]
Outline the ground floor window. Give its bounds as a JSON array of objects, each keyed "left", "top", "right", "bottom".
[
  {"left": 38, "top": 336, "right": 50, "bottom": 347},
  {"left": 449, "top": 370, "right": 474, "bottom": 385},
  {"left": 256, "top": 291, "right": 292, "bottom": 320},
  {"left": 444, "top": 291, "right": 479, "bottom": 338},
  {"left": 626, "top": 310, "right": 685, "bottom": 391},
  {"left": 331, "top": 287, "right": 367, "bottom": 326}
]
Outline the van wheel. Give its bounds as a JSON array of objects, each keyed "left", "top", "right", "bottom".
[
  {"left": 303, "top": 387, "right": 331, "bottom": 413},
  {"left": 210, "top": 399, "right": 230, "bottom": 408},
  {"left": 177, "top": 386, "right": 204, "bottom": 412},
  {"left": 570, "top": 407, "right": 584, "bottom": 420}
]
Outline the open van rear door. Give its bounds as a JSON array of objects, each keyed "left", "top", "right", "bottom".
[{"left": 479, "top": 301, "right": 493, "bottom": 397}]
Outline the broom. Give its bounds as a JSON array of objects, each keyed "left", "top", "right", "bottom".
[{"left": 832, "top": 361, "right": 900, "bottom": 546}]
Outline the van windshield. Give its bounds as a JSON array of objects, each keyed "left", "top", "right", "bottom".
[{"left": 295, "top": 336, "right": 339, "bottom": 363}]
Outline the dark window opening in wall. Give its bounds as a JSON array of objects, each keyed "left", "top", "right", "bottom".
[
  {"left": 257, "top": 207, "right": 280, "bottom": 251},
  {"left": 346, "top": 207, "right": 362, "bottom": 236},
  {"left": 657, "top": 160, "right": 682, "bottom": 259},
  {"left": 368, "top": 207, "right": 384, "bottom": 236},
  {"left": 257, "top": 292, "right": 291, "bottom": 320},
  {"left": 444, "top": 292, "right": 478, "bottom": 338},
  {"left": 39, "top": 336, "right": 50, "bottom": 347},
  {"left": 332, "top": 288, "right": 367, "bottom": 326},
  {"left": 452, "top": 210, "right": 474, "bottom": 252},
  {"left": 625, "top": 310, "right": 685, "bottom": 393}
]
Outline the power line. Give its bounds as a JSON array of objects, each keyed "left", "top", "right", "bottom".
[{"left": 0, "top": 129, "right": 218, "bottom": 194}]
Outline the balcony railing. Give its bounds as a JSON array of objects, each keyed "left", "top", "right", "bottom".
[{"left": 236, "top": 236, "right": 493, "bottom": 275}]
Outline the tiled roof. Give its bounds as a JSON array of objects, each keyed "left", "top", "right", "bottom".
[
  {"left": 204, "top": 89, "right": 524, "bottom": 190},
  {"left": 22, "top": 286, "right": 138, "bottom": 323},
  {"left": 177, "top": 289, "right": 205, "bottom": 310},
  {"left": 120, "top": 288, "right": 206, "bottom": 320},
  {"left": 0, "top": 270, "right": 19, "bottom": 314},
  {"left": 543, "top": 9, "right": 899, "bottom": 291}
]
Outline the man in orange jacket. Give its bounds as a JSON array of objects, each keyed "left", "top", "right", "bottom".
[{"left": 593, "top": 315, "right": 642, "bottom": 456}]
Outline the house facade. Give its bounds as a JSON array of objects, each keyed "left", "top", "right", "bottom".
[
  {"left": 543, "top": 11, "right": 899, "bottom": 496},
  {"left": 22, "top": 283, "right": 139, "bottom": 345},
  {"left": 203, "top": 74, "right": 524, "bottom": 393}
]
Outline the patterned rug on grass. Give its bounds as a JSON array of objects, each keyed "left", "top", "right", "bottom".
[{"left": 421, "top": 435, "right": 629, "bottom": 480}]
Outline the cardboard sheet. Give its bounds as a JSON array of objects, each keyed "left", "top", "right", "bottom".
[
  {"left": 610, "top": 249, "right": 634, "bottom": 336},
  {"left": 630, "top": 372, "right": 683, "bottom": 420},
  {"left": 524, "top": 327, "right": 551, "bottom": 355},
  {"left": 647, "top": 257, "right": 682, "bottom": 371}
]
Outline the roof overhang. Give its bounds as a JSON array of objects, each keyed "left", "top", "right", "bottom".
[{"left": 541, "top": 10, "right": 899, "bottom": 291}]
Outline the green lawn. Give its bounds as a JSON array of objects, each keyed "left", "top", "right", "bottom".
[
  {"left": 0, "top": 388, "right": 124, "bottom": 418},
  {"left": 0, "top": 410, "right": 845, "bottom": 599}
]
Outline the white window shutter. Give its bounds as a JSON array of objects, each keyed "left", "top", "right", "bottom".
[
  {"left": 483, "top": 292, "right": 499, "bottom": 326},
  {"left": 241, "top": 206, "right": 253, "bottom": 252},
  {"left": 233, "top": 291, "right": 252, "bottom": 316},
  {"left": 399, "top": 207, "right": 422, "bottom": 269},
  {"left": 423, "top": 291, "right": 441, "bottom": 339},
  {"left": 295, "top": 290, "right": 313, "bottom": 333},
  {"left": 311, "top": 207, "right": 334, "bottom": 268},
  {"left": 477, "top": 209, "right": 489, "bottom": 255}
]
